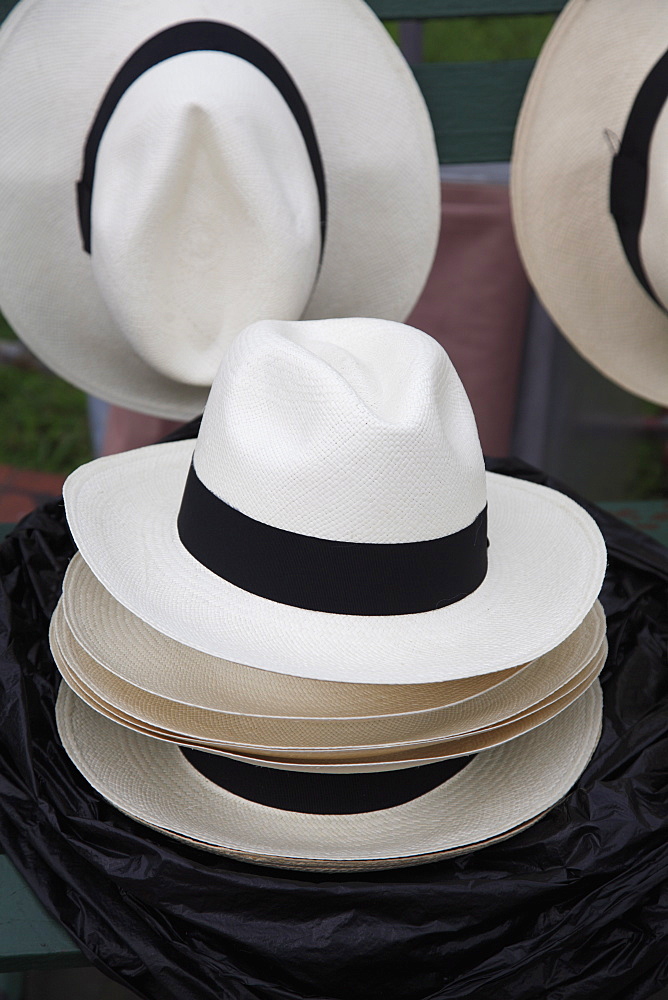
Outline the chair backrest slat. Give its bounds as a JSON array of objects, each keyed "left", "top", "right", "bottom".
[
  {"left": 414, "top": 59, "right": 534, "bottom": 162},
  {"left": 367, "top": 0, "right": 565, "bottom": 161},
  {"left": 368, "top": 1, "right": 565, "bottom": 17}
]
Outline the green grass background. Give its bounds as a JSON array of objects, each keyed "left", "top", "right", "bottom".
[
  {"left": 399, "top": 14, "right": 554, "bottom": 60},
  {"left": 0, "top": 313, "right": 91, "bottom": 474}
]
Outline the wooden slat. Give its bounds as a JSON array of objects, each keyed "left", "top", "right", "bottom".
[
  {"left": 0, "top": 856, "right": 84, "bottom": 972},
  {"left": 0, "top": 0, "right": 16, "bottom": 25},
  {"left": 412, "top": 59, "right": 534, "bottom": 162},
  {"left": 368, "top": 0, "right": 565, "bottom": 17}
]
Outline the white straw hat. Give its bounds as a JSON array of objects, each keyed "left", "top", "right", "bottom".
[
  {"left": 50, "top": 597, "right": 606, "bottom": 749},
  {"left": 54, "top": 646, "right": 604, "bottom": 767},
  {"left": 0, "top": 0, "right": 439, "bottom": 417},
  {"left": 60, "top": 554, "right": 526, "bottom": 717},
  {"left": 120, "top": 813, "right": 551, "bottom": 872},
  {"left": 64, "top": 317, "right": 607, "bottom": 685},
  {"left": 511, "top": 0, "right": 668, "bottom": 405},
  {"left": 56, "top": 680, "right": 603, "bottom": 870}
]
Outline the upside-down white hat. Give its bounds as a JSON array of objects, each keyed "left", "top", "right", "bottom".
[
  {"left": 63, "top": 316, "right": 607, "bottom": 685},
  {"left": 56, "top": 680, "right": 604, "bottom": 871},
  {"left": 0, "top": 0, "right": 439, "bottom": 417},
  {"left": 512, "top": 0, "right": 668, "bottom": 405}
]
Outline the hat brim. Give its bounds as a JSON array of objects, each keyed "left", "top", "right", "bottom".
[
  {"left": 55, "top": 681, "right": 603, "bottom": 865},
  {"left": 51, "top": 598, "right": 606, "bottom": 748},
  {"left": 61, "top": 554, "right": 530, "bottom": 716},
  {"left": 113, "top": 809, "right": 552, "bottom": 872},
  {"left": 54, "top": 660, "right": 603, "bottom": 768},
  {"left": 63, "top": 439, "right": 607, "bottom": 684},
  {"left": 0, "top": 0, "right": 439, "bottom": 417},
  {"left": 511, "top": 0, "right": 668, "bottom": 406}
]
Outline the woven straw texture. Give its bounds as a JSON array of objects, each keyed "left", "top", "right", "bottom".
[
  {"left": 56, "top": 681, "right": 602, "bottom": 865},
  {"left": 62, "top": 555, "right": 525, "bottom": 715},
  {"left": 0, "top": 0, "right": 439, "bottom": 416},
  {"left": 51, "top": 597, "right": 606, "bottom": 749},
  {"left": 107, "top": 809, "right": 550, "bottom": 873},
  {"left": 55, "top": 660, "right": 603, "bottom": 771},
  {"left": 511, "top": 0, "right": 668, "bottom": 406},
  {"left": 64, "top": 321, "right": 607, "bottom": 684}
]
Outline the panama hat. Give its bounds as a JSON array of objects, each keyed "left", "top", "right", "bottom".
[
  {"left": 64, "top": 317, "right": 607, "bottom": 685},
  {"left": 60, "top": 554, "right": 527, "bottom": 717},
  {"left": 56, "top": 680, "right": 603, "bottom": 870},
  {"left": 53, "top": 644, "right": 604, "bottom": 765},
  {"left": 116, "top": 813, "right": 551, "bottom": 873},
  {"left": 511, "top": 0, "right": 668, "bottom": 405},
  {"left": 60, "top": 554, "right": 604, "bottom": 720},
  {"left": 50, "top": 598, "right": 606, "bottom": 749},
  {"left": 0, "top": 0, "right": 439, "bottom": 418}
]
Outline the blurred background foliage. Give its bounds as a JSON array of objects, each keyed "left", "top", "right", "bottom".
[{"left": 0, "top": 312, "right": 91, "bottom": 473}]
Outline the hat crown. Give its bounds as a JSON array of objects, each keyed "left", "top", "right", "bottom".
[
  {"left": 193, "top": 318, "right": 486, "bottom": 544},
  {"left": 91, "top": 49, "right": 321, "bottom": 386}
]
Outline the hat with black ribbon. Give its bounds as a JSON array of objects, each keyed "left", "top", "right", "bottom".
[
  {"left": 55, "top": 678, "right": 603, "bottom": 870},
  {"left": 512, "top": 0, "right": 668, "bottom": 406},
  {"left": 0, "top": 0, "right": 439, "bottom": 417},
  {"left": 63, "top": 316, "right": 607, "bottom": 686}
]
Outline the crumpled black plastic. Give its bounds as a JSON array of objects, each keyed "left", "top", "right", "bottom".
[{"left": 0, "top": 432, "right": 667, "bottom": 1000}]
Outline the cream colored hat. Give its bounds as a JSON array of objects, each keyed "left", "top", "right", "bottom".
[
  {"left": 54, "top": 651, "right": 604, "bottom": 767},
  {"left": 50, "top": 597, "right": 606, "bottom": 749},
  {"left": 119, "top": 813, "right": 551, "bottom": 873},
  {"left": 512, "top": 0, "right": 668, "bottom": 405},
  {"left": 56, "top": 681, "right": 603, "bottom": 870},
  {"left": 64, "top": 317, "right": 607, "bottom": 685},
  {"left": 60, "top": 554, "right": 526, "bottom": 717},
  {"left": 0, "top": 0, "right": 439, "bottom": 418}
]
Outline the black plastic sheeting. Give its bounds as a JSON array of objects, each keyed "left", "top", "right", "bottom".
[{"left": 0, "top": 439, "right": 667, "bottom": 1000}]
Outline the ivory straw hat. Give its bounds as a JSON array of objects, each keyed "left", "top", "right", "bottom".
[
  {"left": 61, "top": 555, "right": 525, "bottom": 717},
  {"left": 50, "top": 598, "right": 606, "bottom": 748},
  {"left": 54, "top": 656, "right": 604, "bottom": 768},
  {"left": 0, "top": 0, "right": 439, "bottom": 418},
  {"left": 64, "top": 318, "right": 606, "bottom": 685},
  {"left": 511, "top": 0, "right": 668, "bottom": 405},
  {"left": 108, "top": 811, "right": 551, "bottom": 873},
  {"left": 56, "top": 681, "right": 603, "bottom": 869}
]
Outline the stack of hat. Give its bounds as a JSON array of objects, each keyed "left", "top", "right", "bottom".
[{"left": 52, "top": 317, "right": 608, "bottom": 872}]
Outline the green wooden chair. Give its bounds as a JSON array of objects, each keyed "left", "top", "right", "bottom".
[{"left": 368, "top": 0, "right": 565, "bottom": 165}]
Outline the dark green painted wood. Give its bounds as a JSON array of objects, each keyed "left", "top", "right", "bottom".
[
  {"left": 0, "top": 0, "right": 16, "bottom": 26},
  {"left": 599, "top": 501, "right": 668, "bottom": 549},
  {"left": 369, "top": 0, "right": 565, "bottom": 17},
  {"left": 0, "top": 525, "right": 11, "bottom": 542},
  {"left": 0, "top": 972, "right": 22, "bottom": 1000},
  {"left": 412, "top": 59, "right": 534, "bottom": 161},
  {"left": 0, "top": 857, "right": 84, "bottom": 972}
]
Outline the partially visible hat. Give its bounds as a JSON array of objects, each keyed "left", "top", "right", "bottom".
[
  {"left": 56, "top": 680, "right": 603, "bottom": 871},
  {"left": 50, "top": 596, "right": 606, "bottom": 750},
  {"left": 511, "top": 0, "right": 668, "bottom": 405},
  {"left": 63, "top": 317, "right": 607, "bottom": 685},
  {"left": 60, "top": 554, "right": 526, "bottom": 717},
  {"left": 0, "top": 0, "right": 439, "bottom": 417},
  {"left": 54, "top": 654, "right": 604, "bottom": 768},
  {"left": 118, "top": 810, "right": 553, "bottom": 873}
]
